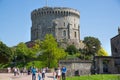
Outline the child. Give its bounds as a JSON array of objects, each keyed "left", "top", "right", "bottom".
[
  {"left": 53, "top": 71, "right": 56, "bottom": 80},
  {"left": 38, "top": 70, "right": 42, "bottom": 80}
]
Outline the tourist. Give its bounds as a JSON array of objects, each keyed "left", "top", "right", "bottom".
[
  {"left": 13, "top": 67, "right": 17, "bottom": 76},
  {"left": 28, "top": 67, "right": 31, "bottom": 75},
  {"left": 42, "top": 68, "right": 46, "bottom": 80},
  {"left": 46, "top": 67, "right": 49, "bottom": 73},
  {"left": 54, "top": 67, "right": 58, "bottom": 78},
  {"left": 31, "top": 67, "right": 37, "bottom": 80},
  {"left": 53, "top": 70, "right": 57, "bottom": 80},
  {"left": 17, "top": 67, "right": 20, "bottom": 75},
  {"left": 20, "top": 68, "right": 23, "bottom": 75},
  {"left": 38, "top": 70, "right": 42, "bottom": 80},
  {"left": 61, "top": 66, "right": 67, "bottom": 80},
  {"left": 7, "top": 67, "right": 11, "bottom": 73},
  {"left": 57, "top": 67, "right": 61, "bottom": 80}
]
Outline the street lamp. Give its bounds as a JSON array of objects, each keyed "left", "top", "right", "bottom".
[{"left": 92, "top": 46, "right": 96, "bottom": 74}]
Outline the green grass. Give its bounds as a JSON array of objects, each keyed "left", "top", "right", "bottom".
[{"left": 66, "top": 74, "right": 120, "bottom": 80}]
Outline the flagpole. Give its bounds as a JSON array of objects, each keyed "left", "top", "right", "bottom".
[{"left": 46, "top": 0, "right": 48, "bottom": 7}]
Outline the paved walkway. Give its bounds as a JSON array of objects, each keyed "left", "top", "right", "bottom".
[{"left": 0, "top": 73, "right": 54, "bottom": 80}]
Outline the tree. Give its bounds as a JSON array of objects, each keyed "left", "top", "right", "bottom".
[
  {"left": 83, "top": 36, "right": 101, "bottom": 56},
  {"left": 41, "top": 34, "right": 67, "bottom": 68},
  {"left": 15, "top": 42, "right": 35, "bottom": 63},
  {"left": 0, "top": 41, "right": 12, "bottom": 63},
  {"left": 65, "top": 45, "right": 78, "bottom": 55},
  {"left": 32, "top": 39, "right": 42, "bottom": 57},
  {"left": 97, "top": 47, "right": 108, "bottom": 56}
]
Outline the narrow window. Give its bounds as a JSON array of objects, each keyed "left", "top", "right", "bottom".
[
  {"left": 75, "top": 32, "right": 77, "bottom": 38},
  {"left": 36, "top": 31, "right": 38, "bottom": 38},
  {"left": 64, "top": 22, "right": 65, "bottom": 26},
  {"left": 63, "top": 30, "right": 66, "bottom": 36}
]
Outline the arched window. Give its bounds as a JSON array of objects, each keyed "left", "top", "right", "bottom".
[
  {"left": 55, "top": 11, "right": 57, "bottom": 14},
  {"left": 63, "top": 30, "right": 66, "bottom": 37},
  {"left": 74, "top": 32, "right": 77, "bottom": 38}
]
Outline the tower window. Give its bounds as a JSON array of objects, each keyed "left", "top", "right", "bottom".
[
  {"left": 63, "top": 30, "right": 66, "bottom": 37},
  {"left": 55, "top": 11, "right": 57, "bottom": 14},
  {"left": 36, "top": 31, "right": 38, "bottom": 38},
  {"left": 64, "top": 22, "right": 65, "bottom": 26},
  {"left": 74, "top": 32, "right": 77, "bottom": 38}
]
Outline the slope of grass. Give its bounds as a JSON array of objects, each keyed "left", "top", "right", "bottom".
[{"left": 67, "top": 74, "right": 120, "bottom": 80}]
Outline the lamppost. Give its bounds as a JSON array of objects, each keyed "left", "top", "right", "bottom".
[{"left": 92, "top": 46, "right": 96, "bottom": 74}]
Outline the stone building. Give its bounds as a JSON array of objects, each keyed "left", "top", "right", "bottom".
[
  {"left": 30, "top": 7, "right": 82, "bottom": 48},
  {"left": 59, "top": 28, "right": 120, "bottom": 75},
  {"left": 110, "top": 27, "right": 120, "bottom": 73},
  {"left": 59, "top": 60, "right": 92, "bottom": 76},
  {"left": 95, "top": 56, "right": 120, "bottom": 74},
  {"left": 111, "top": 27, "right": 120, "bottom": 57},
  {"left": 94, "top": 28, "right": 120, "bottom": 74}
]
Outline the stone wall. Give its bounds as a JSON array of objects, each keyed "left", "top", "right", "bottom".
[
  {"left": 0, "top": 68, "right": 8, "bottom": 73},
  {"left": 110, "top": 28, "right": 120, "bottom": 74},
  {"left": 31, "top": 7, "right": 81, "bottom": 49},
  {"left": 95, "top": 56, "right": 120, "bottom": 74},
  {"left": 59, "top": 60, "right": 92, "bottom": 76},
  {"left": 111, "top": 34, "right": 120, "bottom": 57}
]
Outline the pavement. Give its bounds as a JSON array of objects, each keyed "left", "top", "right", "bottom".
[{"left": 0, "top": 73, "right": 54, "bottom": 80}]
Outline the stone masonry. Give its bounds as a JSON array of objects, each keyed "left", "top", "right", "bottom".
[
  {"left": 31, "top": 7, "right": 81, "bottom": 48},
  {"left": 59, "top": 60, "right": 92, "bottom": 76}
]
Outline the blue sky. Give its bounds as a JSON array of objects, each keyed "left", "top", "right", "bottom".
[{"left": 0, "top": 0, "right": 120, "bottom": 55}]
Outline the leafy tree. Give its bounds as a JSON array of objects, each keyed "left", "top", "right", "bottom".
[
  {"left": 97, "top": 47, "right": 108, "bottom": 56},
  {"left": 33, "top": 39, "right": 41, "bottom": 51},
  {"left": 83, "top": 36, "right": 101, "bottom": 56},
  {"left": 65, "top": 45, "right": 78, "bottom": 55},
  {"left": 41, "top": 34, "right": 67, "bottom": 68},
  {"left": 0, "top": 41, "right": 12, "bottom": 63},
  {"left": 10, "top": 47, "right": 17, "bottom": 62},
  {"left": 79, "top": 48, "right": 89, "bottom": 60},
  {"left": 14, "top": 42, "right": 31, "bottom": 62},
  {"left": 32, "top": 39, "right": 42, "bottom": 58}
]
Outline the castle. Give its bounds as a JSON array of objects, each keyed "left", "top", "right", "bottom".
[
  {"left": 30, "top": 7, "right": 83, "bottom": 48},
  {"left": 26, "top": 6, "right": 120, "bottom": 75}
]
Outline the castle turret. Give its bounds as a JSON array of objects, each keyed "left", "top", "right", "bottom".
[{"left": 31, "top": 7, "right": 80, "bottom": 48}]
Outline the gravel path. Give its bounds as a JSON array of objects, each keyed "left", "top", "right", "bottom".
[{"left": 0, "top": 73, "right": 54, "bottom": 80}]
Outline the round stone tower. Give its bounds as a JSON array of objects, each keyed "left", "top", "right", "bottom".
[{"left": 31, "top": 7, "right": 80, "bottom": 48}]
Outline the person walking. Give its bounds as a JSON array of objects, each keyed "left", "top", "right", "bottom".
[
  {"left": 13, "top": 67, "right": 17, "bottom": 76},
  {"left": 53, "top": 71, "right": 57, "bottom": 80},
  {"left": 42, "top": 68, "right": 46, "bottom": 80},
  {"left": 57, "top": 67, "right": 61, "bottom": 80},
  {"left": 61, "top": 66, "right": 67, "bottom": 80},
  {"left": 38, "top": 70, "right": 42, "bottom": 80},
  {"left": 31, "top": 67, "right": 37, "bottom": 80}
]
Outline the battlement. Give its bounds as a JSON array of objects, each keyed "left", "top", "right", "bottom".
[{"left": 31, "top": 7, "right": 80, "bottom": 19}]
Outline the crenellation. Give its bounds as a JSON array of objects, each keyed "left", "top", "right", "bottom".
[{"left": 31, "top": 7, "right": 80, "bottom": 18}]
